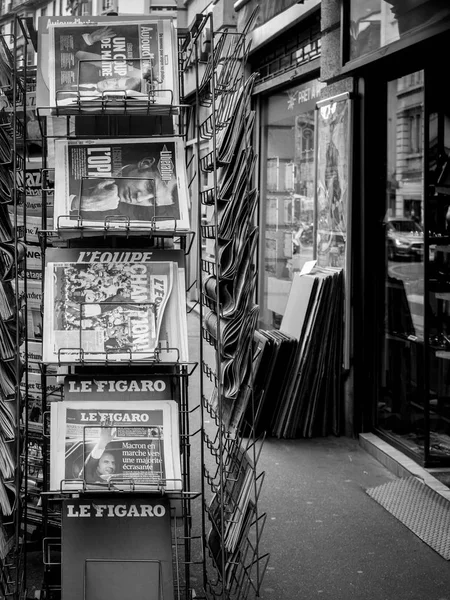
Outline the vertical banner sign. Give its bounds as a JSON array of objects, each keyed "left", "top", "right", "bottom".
[
  {"left": 62, "top": 496, "right": 174, "bottom": 600},
  {"left": 315, "top": 93, "right": 353, "bottom": 368}
]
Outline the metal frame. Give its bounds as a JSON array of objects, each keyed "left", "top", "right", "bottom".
[{"left": 185, "top": 9, "right": 269, "bottom": 600}]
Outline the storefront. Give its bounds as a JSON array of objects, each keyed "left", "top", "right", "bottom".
[
  {"left": 236, "top": 0, "right": 450, "bottom": 468},
  {"left": 327, "top": 0, "right": 450, "bottom": 467}
]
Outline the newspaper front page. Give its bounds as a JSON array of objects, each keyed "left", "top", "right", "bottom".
[
  {"left": 50, "top": 399, "right": 181, "bottom": 492},
  {"left": 43, "top": 260, "right": 174, "bottom": 363},
  {"left": 46, "top": 18, "right": 177, "bottom": 111},
  {"left": 54, "top": 137, "right": 190, "bottom": 232}
]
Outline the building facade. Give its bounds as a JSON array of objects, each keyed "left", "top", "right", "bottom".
[
  {"left": 231, "top": 0, "right": 450, "bottom": 470},
  {"left": 319, "top": 0, "right": 450, "bottom": 469}
]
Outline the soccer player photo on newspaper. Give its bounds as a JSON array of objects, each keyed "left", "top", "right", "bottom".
[
  {"left": 42, "top": 260, "right": 174, "bottom": 363},
  {"left": 54, "top": 137, "right": 190, "bottom": 232}
]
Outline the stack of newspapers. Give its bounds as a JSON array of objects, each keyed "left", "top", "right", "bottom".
[
  {"left": 244, "top": 265, "right": 345, "bottom": 439},
  {"left": 207, "top": 441, "right": 258, "bottom": 588}
]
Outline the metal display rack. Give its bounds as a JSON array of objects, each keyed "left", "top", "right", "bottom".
[
  {"left": 0, "top": 15, "right": 34, "bottom": 600},
  {"left": 31, "top": 18, "right": 199, "bottom": 600},
  {"left": 1, "top": 11, "right": 268, "bottom": 600},
  {"left": 180, "top": 11, "right": 269, "bottom": 599}
]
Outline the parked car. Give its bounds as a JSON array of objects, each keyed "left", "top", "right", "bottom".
[{"left": 386, "top": 217, "right": 424, "bottom": 261}]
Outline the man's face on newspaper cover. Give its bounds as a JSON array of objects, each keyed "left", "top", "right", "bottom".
[
  {"left": 82, "top": 170, "right": 155, "bottom": 208},
  {"left": 78, "top": 158, "right": 175, "bottom": 212},
  {"left": 117, "top": 159, "right": 157, "bottom": 206},
  {"left": 118, "top": 158, "right": 175, "bottom": 207},
  {"left": 97, "top": 452, "right": 116, "bottom": 477}
]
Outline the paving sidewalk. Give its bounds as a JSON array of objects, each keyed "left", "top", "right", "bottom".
[
  {"left": 185, "top": 310, "right": 450, "bottom": 600},
  {"left": 255, "top": 435, "right": 450, "bottom": 600}
]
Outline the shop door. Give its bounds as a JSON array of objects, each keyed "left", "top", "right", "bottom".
[{"left": 377, "top": 66, "right": 450, "bottom": 468}]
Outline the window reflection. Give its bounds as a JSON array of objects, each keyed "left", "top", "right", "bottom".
[
  {"left": 349, "top": 0, "right": 450, "bottom": 61},
  {"left": 379, "top": 70, "right": 425, "bottom": 454},
  {"left": 426, "top": 74, "right": 450, "bottom": 462},
  {"left": 380, "top": 68, "right": 450, "bottom": 464},
  {"left": 260, "top": 80, "right": 322, "bottom": 329}
]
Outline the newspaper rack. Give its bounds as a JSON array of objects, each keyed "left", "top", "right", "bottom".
[
  {"left": 0, "top": 9, "right": 270, "bottom": 600},
  {"left": 51, "top": 344, "right": 194, "bottom": 368},
  {"left": 188, "top": 9, "right": 269, "bottom": 598},
  {"left": 52, "top": 89, "right": 182, "bottom": 118},
  {"left": 0, "top": 15, "right": 32, "bottom": 599}
]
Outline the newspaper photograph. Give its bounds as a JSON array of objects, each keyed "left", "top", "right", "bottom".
[
  {"left": 43, "top": 247, "right": 189, "bottom": 363},
  {"left": 54, "top": 137, "right": 190, "bottom": 232},
  {"left": 42, "top": 260, "right": 174, "bottom": 363},
  {"left": 50, "top": 400, "right": 182, "bottom": 492},
  {"left": 46, "top": 18, "right": 178, "bottom": 110}
]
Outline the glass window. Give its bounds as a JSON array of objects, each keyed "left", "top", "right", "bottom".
[
  {"left": 259, "top": 79, "right": 323, "bottom": 329},
  {"left": 348, "top": 0, "right": 450, "bottom": 62},
  {"left": 426, "top": 72, "right": 450, "bottom": 464},
  {"left": 379, "top": 70, "right": 425, "bottom": 456}
]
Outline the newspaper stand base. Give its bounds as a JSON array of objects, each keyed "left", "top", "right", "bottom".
[
  {"left": 41, "top": 493, "right": 177, "bottom": 600},
  {"left": 37, "top": 362, "right": 196, "bottom": 599}
]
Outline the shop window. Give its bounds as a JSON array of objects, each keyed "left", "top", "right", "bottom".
[
  {"left": 346, "top": 0, "right": 450, "bottom": 64},
  {"left": 379, "top": 69, "right": 426, "bottom": 457},
  {"left": 380, "top": 66, "right": 450, "bottom": 466},
  {"left": 258, "top": 79, "right": 323, "bottom": 329}
]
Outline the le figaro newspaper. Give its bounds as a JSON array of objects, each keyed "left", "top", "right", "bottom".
[
  {"left": 42, "top": 248, "right": 189, "bottom": 364},
  {"left": 53, "top": 137, "right": 190, "bottom": 232},
  {"left": 42, "top": 17, "right": 178, "bottom": 110},
  {"left": 50, "top": 375, "right": 182, "bottom": 492}
]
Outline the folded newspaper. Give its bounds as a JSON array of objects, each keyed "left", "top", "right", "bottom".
[
  {"left": 53, "top": 137, "right": 190, "bottom": 233},
  {"left": 42, "top": 17, "right": 178, "bottom": 113},
  {"left": 50, "top": 399, "right": 182, "bottom": 492}
]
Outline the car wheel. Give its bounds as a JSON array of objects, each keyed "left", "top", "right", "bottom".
[{"left": 388, "top": 246, "right": 396, "bottom": 261}]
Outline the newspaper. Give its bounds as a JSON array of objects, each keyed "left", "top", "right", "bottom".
[
  {"left": 203, "top": 226, "right": 258, "bottom": 316},
  {"left": 54, "top": 137, "right": 190, "bottom": 232},
  {"left": 15, "top": 279, "right": 42, "bottom": 341},
  {"left": 43, "top": 247, "right": 189, "bottom": 362},
  {"left": 43, "top": 260, "right": 174, "bottom": 363},
  {"left": 50, "top": 399, "right": 181, "bottom": 492},
  {"left": 43, "top": 17, "right": 178, "bottom": 113}
]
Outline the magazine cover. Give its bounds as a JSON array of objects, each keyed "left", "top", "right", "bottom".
[
  {"left": 41, "top": 17, "right": 178, "bottom": 111},
  {"left": 15, "top": 164, "right": 54, "bottom": 218},
  {"left": 43, "top": 248, "right": 189, "bottom": 362},
  {"left": 42, "top": 260, "right": 174, "bottom": 363},
  {"left": 53, "top": 137, "right": 190, "bottom": 232},
  {"left": 50, "top": 399, "right": 181, "bottom": 492}
]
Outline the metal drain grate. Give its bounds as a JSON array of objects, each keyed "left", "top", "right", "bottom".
[{"left": 366, "top": 476, "right": 450, "bottom": 560}]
